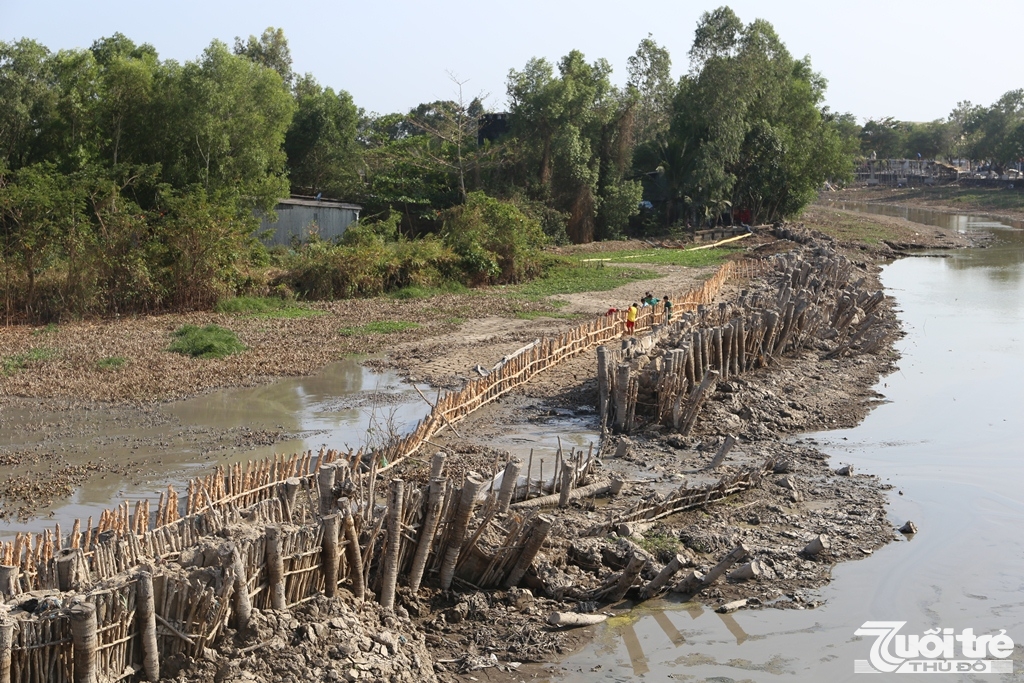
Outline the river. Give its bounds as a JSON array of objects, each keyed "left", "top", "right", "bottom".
[{"left": 548, "top": 205, "right": 1024, "bottom": 682}]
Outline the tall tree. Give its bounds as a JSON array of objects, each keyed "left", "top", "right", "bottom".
[
  {"left": 285, "top": 74, "right": 362, "bottom": 198},
  {"left": 233, "top": 27, "right": 293, "bottom": 89}
]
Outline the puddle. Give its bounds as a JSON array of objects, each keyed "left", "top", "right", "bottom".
[
  {"left": 546, "top": 213, "right": 1024, "bottom": 681},
  {"left": 0, "top": 357, "right": 432, "bottom": 538}
]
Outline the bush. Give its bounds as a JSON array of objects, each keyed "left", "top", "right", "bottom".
[
  {"left": 442, "top": 192, "right": 547, "bottom": 285},
  {"left": 282, "top": 232, "right": 459, "bottom": 300},
  {"left": 167, "top": 324, "right": 246, "bottom": 359}
]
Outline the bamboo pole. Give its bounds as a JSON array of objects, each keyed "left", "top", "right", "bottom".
[
  {"left": 321, "top": 515, "right": 341, "bottom": 599},
  {"left": 265, "top": 526, "right": 287, "bottom": 610},
  {"left": 380, "top": 480, "right": 404, "bottom": 611},
  {"left": 439, "top": 475, "right": 485, "bottom": 590},
  {"left": 342, "top": 512, "right": 364, "bottom": 602},
  {"left": 136, "top": 572, "right": 159, "bottom": 682},
  {"left": 504, "top": 515, "right": 552, "bottom": 588},
  {"left": 408, "top": 478, "right": 445, "bottom": 593},
  {"left": 70, "top": 602, "right": 98, "bottom": 683}
]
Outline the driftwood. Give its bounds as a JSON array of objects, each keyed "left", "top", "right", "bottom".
[
  {"left": 510, "top": 479, "right": 611, "bottom": 510},
  {"left": 547, "top": 612, "right": 608, "bottom": 627},
  {"left": 803, "top": 535, "right": 830, "bottom": 556},
  {"left": 641, "top": 554, "right": 689, "bottom": 599}
]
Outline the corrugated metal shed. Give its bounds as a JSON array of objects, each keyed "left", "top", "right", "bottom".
[{"left": 259, "top": 197, "right": 362, "bottom": 246}]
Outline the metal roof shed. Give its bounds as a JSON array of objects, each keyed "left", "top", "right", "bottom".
[{"left": 259, "top": 197, "right": 362, "bottom": 246}]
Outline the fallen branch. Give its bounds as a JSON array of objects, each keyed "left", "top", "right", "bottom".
[{"left": 510, "top": 479, "right": 611, "bottom": 510}]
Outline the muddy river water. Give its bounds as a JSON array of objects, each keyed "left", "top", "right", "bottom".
[
  {"left": 548, "top": 205, "right": 1024, "bottom": 682},
  {"left": 0, "top": 359, "right": 437, "bottom": 537}
]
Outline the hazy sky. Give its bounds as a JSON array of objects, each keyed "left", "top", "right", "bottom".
[{"left": 3, "top": 0, "right": 1022, "bottom": 123}]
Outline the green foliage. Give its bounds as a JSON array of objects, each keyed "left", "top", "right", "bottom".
[
  {"left": 636, "top": 532, "right": 684, "bottom": 561},
  {"left": 442, "top": 192, "right": 547, "bottom": 284},
  {"left": 1, "top": 347, "right": 56, "bottom": 376},
  {"left": 282, "top": 230, "right": 459, "bottom": 300},
  {"left": 214, "top": 296, "right": 321, "bottom": 318},
  {"left": 642, "top": 7, "right": 853, "bottom": 228},
  {"left": 339, "top": 320, "right": 420, "bottom": 336},
  {"left": 95, "top": 355, "right": 127, "bottom": 370},
  {"left": 167, "top": 324, "right": 246, "bottom": 359},
  {"left": 513, "top": 256, "right": 659, "bottom": 299},
  {"left": 286, "top": 75, "right": 362, "bottom": 198},
  {"left": 388, "top": 281, "right": 470, "bottom": 299}
]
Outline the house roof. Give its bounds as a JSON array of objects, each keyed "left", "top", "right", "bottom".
[{"left": 278, "top": 197, "right": 362, "bottom": 211}]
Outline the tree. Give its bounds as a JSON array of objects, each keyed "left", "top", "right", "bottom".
[
  {"left": 648, "top": 6, "right": 852, "bottom": 227},
  {"left": 233, "top": 27, "right": 293, "bottom": 89},
  {"left": 627, "top": 35, "right": 675, "bottom": 147},
  {"left": 507, "top": 50, "right": 639, "bottom": 242},
  {"left": 285, "top": 75, "right": 362, "bottom": 198}
]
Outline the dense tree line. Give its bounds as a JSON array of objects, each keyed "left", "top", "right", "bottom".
[
  {"left": 859, "top": 91, "right": 1024, "bottom": 170},
  {"left": 0, "top": 7, "right": 857, "bottom": 322}
]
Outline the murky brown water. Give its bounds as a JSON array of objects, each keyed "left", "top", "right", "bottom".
[
  {"left": 546, "top": 207, "right": 1024, "bottom": 682},
  {"left": 0, "top": 358, "right": 433, "bottom": 538}
]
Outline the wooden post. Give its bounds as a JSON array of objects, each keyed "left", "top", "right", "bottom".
[
  {"left": 429, "top": 452, "right": 446, "bottom": 479},
  {"left": 678, "top": 370, "right": 719, "bottom": 435},
  {"left": 439, "top": 475, "right": 485, "bottom": 590},
  {"left": 321, "top": 515, "right": 341, "bottom": 598},
  {"left": 69, "top": 602, "right": 98, "bottom": 683},
  {"left": 504, "top": 514, "right": 552, "bottom": 588},
  {"left": 342, "top": 512, "right": 364, "bottom": 602},
  {"left": 558, "top": 461, "right": 574, "bottom": 508},
  {"left": 318, "top": 465, "right": 337, "bottom": 516},
  {"left": 408, "top": 478, "right": 445, "bottom": 593},
  {"left": 607, "top": 552, "right": 647, "bottom": 602},
  {"left": 701, "top": 544, "right": 749, "bottom": 587},
  {"left": 597, "top": 346, "right": 610, "bottom": 426},
  {"left": 380, "top": 480, "right": 404, "bottom": 611},
  {"left": 265, "top": 526, "right": 287, "bottom": 610},
  {"left": 281, "top": 478, "right": 300, "bottom": 523},
  {"left": 0, "top": 616, "right": 13, "bottom": 683},
  {"left": 136, "top": 571, "right": 159, "bottom": 682},
  {"left": 613, "top": 363, "right": 631, "bottom": 432},
  {"left": 496, "top": 459, "right": 522, "bottom": 513},
  {"left": 709, "top": 435, "right": 736, "bottom": 469},
  {"left": 0, "top": 566, "right": 18, "bottom": 598},
  {"left": 56, "top": 551, "right": 77, "bottom": 592},
  {"left": 641, "top": 554, "right": 688, "bottom": 599},
  {"left": 231, "top": 546, "right": 252, "bottom": 631}
]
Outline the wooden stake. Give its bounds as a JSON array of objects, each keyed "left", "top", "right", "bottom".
[
  {"left": 265, "top": 526, "right": 287, "bottom": 610},
  {"left": 408, "top": 478, "right": 445, "bottom": 593},
  {"left": 321, "top": 515, "right": 341, "bottom": 598},
  {"left": 69, "top": 602, "right": 98, "bottom": 683},
  {"left": 380, "top": 480, "right": 404, "bottom": 611},
  {"left": 136, "top": 571, "right": 159, "bottom": 682}
]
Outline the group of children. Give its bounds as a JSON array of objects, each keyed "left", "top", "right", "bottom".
[{"left": 620, "top": 291, "right": 672, "bottom": 335}]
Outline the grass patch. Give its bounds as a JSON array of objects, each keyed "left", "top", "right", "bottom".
[
  {"left": 389, "top": 282, "right": 471, "bottom": 300},
  {"left": 588, "top": 247, "right": 733, "bottom": 267},
  {"left": 32, "top": 323, "right": 59, "bottom": 336},
  {"left": 215, "top": 296, "right": 321, "bottom": 319},
  {"left": 1, "top": 347, "right": 56, "bottom": 376},
  {"left": 636, "top": 532, "right": 684, "bottom": 560},
  {"left": 513, "top": 260, "right": 661, "bottom": 300},
  {"left": 339, "top": 320, "right": 421, "bottom": 336},
  {"left": 96, "top": 356, "right": 128, "bottom": 371},
  {"left": 168, "top": 324, "right": 246, "bottom": 359},
  {"left": 802, "top": 206, "right": 894, "bottom": 245}
]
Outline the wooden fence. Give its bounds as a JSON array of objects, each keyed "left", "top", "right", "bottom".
[{"left": 0, "top": 256, "right": 768, "bottom": 682}]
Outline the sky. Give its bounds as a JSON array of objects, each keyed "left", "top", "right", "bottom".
[{"left": 2, "top": 0, "right": 1023, "bottom": 123}]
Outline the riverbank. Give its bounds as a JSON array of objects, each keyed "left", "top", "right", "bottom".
[
  {"left": 822, "top": 183, "right": 1024, "bottom": 223},
  {"left": 0, "top": 209, "right": 973, "bottom": 681}
]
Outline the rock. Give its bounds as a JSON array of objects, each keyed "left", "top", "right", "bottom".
[
  {"left": 835, "top": 465, "right": 854, "bottom": 476},
  {"left": 899, "top": 521, "right": 918, "bottom": 535},
  {"left": 802, "top": 535, "right": 830, "bottom": 556},
  {"left": 775, "top": 476, "right": 797, "bottom": 490},
  {"left": 773, "top": 460, "right": 792, "bottom": 474},
  {"left": 717, "top": 599, "right": 748, "bottom": 613}
]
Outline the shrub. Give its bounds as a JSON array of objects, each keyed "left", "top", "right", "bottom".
[
  {"left": 167, "top": 324, "right": 246, "bottom": 359},
  {"left": 442, "top": 192, "right": 547, "bottom": 285}
]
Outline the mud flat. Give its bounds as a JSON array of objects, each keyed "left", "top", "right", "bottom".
[{"left": 0, "top": 216, "right": 972, "bottom": 681}]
